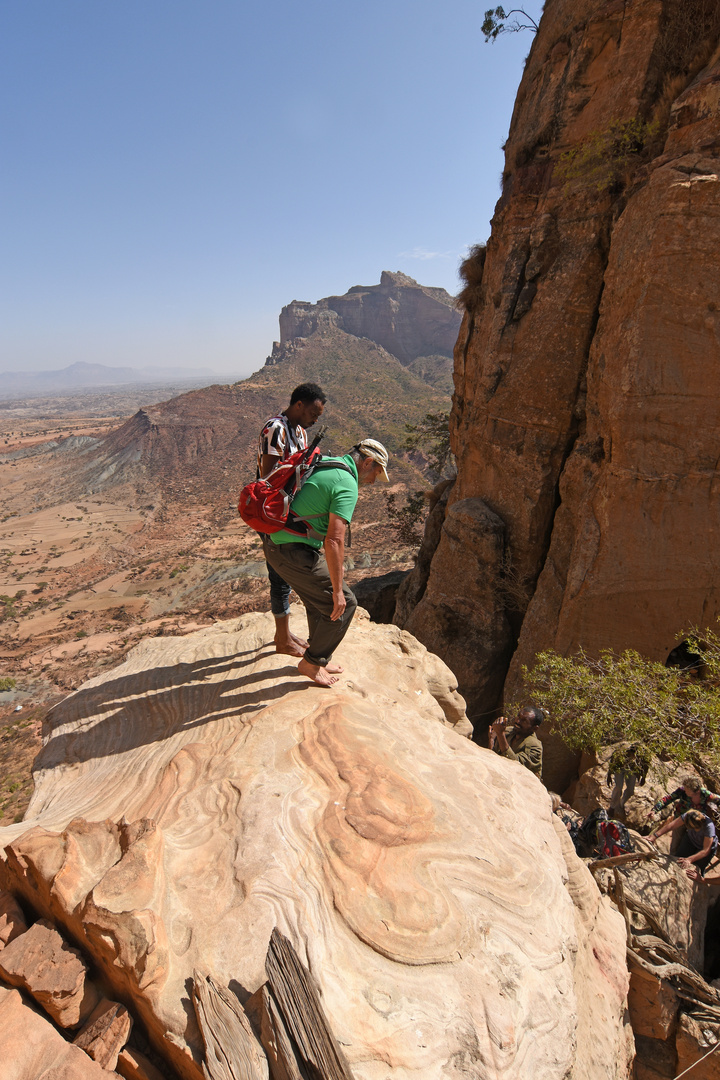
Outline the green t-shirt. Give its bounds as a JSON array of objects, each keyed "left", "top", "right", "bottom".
[{"left": 271, "top": 454, "right": 359, "bottom": 548}]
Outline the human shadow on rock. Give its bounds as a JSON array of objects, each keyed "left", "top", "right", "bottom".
[{"left": 35, "top": 649, "right": 304, "bottom": 770}]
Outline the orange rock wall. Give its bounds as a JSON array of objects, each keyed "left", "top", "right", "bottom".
[{"left": 401, "top": 0, "right": 720, "bottom": 720}]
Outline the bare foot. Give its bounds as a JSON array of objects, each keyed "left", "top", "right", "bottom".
[
  {"left": 297, "top": 657, "right": 338, "bottom": 686},
  {"left": 274, "top": 639, "right": 305, "bottom": 658},
  {"left": 290, "top": 631, "right": 309, "bottom": 650},
  {"left": 324, "top": 662, "right": 343, "bottom": 673}
]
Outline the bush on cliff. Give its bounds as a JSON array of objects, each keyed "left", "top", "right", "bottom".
[{"left": 520, "top": 630, "right": 720, "bottom": 765}]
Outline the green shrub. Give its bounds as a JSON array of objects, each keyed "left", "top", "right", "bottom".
[
  {"left": 520, "top": 630, "right": 720, "bottom": 764},
  {"left": 0, "top": 677, "right": 16, "bottom": 692},
  {"left": 385, "top": 490, "right": 426, "bottom": 546},
  {"left": 556, "top": 118, "right": 660, "bottom": 193},
  {"left": 404, "top": 412, "right": 454, "bottom": 477}
]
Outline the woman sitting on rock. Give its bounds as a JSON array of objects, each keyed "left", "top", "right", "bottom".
[{"left": 648, "top": 809, "right": 718, "bottom": 880}]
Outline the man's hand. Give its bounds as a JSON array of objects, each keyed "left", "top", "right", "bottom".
[
  {"left": 331, "top": 589, "right": 346, "bottom": 622},
  {"left": 490, "top": 717, "right": 509, "bottom": 752},
  {"left": 324, "top": 513, "right": 347, "bottom": 621}
]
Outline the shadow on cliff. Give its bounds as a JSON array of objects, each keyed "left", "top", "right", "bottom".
[{"left": 34, "top": 645, "right": 308, "bottom": 769}]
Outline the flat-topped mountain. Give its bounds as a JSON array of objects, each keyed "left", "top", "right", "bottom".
[{"left": 273, "top": 270, "right": 461, "bottom": 367}]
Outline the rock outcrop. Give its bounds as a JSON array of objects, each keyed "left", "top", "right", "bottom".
[
  {"left": 396, "top": 0, "right": 720, "bottom": 719},
  {"left": 274, "top": 271, "right": 461, "bottom": 366},
  {"left": 0, "top": 610, "right": 632, "bottom": 1079}
]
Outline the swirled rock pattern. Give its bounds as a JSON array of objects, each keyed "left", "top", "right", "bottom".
[{"left": 0, "top": 610, "right": 630, "bottom": 1079}]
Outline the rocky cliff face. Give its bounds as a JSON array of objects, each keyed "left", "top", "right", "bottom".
[
  {"left": 0, "top": 611, "right": 632, "bottom": 1079},
  {"left": 398, "top": 0, "right": 720, "bottom": 726},
  {"left": 274, "top": 271, "right": 462, "bottom": 365}
]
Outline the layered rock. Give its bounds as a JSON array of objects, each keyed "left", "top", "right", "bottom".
[
  {"left": 275, "top": 271, "right": 461, "bottom": 365},
  {"left": 397, "top": 0, "right": 720, "bottom": 719},
  {"left": 0, "top": 610, "right": 631, "bottom": 1079}
]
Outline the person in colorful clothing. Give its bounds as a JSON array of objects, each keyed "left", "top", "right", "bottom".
[
  {"left": 651, "top": 775, "right": 720, "bottom": 821},
  {"left": 262, "top": 438, "right": 389, "bottom": 687},
  {"left": 648, "top": 809, "right": 718, "bottom": 879},
  {"left": 256, "top": 382, "right": 326, "bottom": 656}
]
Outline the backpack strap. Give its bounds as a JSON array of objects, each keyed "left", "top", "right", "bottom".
[{"left": 286, "top": 461, "right": 358, "bottom": 543}]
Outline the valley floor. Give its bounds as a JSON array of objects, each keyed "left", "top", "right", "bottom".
[{"left": 0, "top": 402, "right": 421, "bottom": 825}]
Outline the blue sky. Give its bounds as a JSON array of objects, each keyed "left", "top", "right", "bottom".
[{"left": 1, "top": 1, "right": 533, "bottom": 377}]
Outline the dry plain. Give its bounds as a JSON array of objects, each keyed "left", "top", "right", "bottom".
[{"left": 0, "top": 396, "right": 420, "bottom": 826}]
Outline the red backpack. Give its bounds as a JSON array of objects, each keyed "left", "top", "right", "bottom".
[{"left": 238, "top": 430, "right": 355, "bottom": 538}]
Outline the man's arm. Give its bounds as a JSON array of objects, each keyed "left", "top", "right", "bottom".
[
  {"left": 323, "top": 512, "right": 347, "bottom": 621},
  {"left": 259, "top": 452, "right": 280, "bottom": 478},
  {"left": 648, "top": 816, "right": 684, "bottom": 842},
  {"left": 681, "top": 835, "right": 714, "bottom": 864}
]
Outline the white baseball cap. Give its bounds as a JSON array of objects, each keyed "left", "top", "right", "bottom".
[{"left": 356, "top": 438, "right": 389, "bottom": 481}]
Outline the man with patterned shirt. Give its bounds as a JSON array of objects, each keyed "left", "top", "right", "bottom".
[{"left": 256, "top": 382, "right": 326, "bottom": 655}]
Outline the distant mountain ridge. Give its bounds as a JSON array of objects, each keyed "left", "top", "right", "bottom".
[
  {"left": 269, "top": 271, "right": 461, "bottom": 369},
  {"left": 0, "top": 361, "right": 218, "bottom": 399}
]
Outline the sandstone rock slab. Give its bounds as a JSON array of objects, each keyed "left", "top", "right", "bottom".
[
  {"left": 675, "top": 1014, "right": 720, "bottom": 1080},
  {"left": 74, "top": 998, "right": 133, "bottom": 1071},
  {"left": 0, "top": 917, "right": 99, "bottom": 1028},
  {"left": 0, "top": 984, "right": 121, "bottom": 1080},
  {"left": 117, "top": 1047, "right": 167, "bottom": 1080},
  {"left": 0, "top": 888, "right": 27, "bottom": 948},
  {"left": 0, "top": 611, "right": 630, "bottom": 1079}
]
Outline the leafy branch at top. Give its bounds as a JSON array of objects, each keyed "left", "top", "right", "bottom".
[{"left": 482, "top": 6, "right": 539, "bottom": 42}]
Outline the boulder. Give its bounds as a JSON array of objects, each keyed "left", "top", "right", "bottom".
[
  {"left": 0, "top": 918, "right": 99, "bottom": 1028},
  {"left": 73, "top": 998, "right": 133, "bottom": 1071},
  {"left": 0, "top": 985, "right": 121, "bottom": 1080},
  {"left": 0, "top": 611, "right": 631, "bottom": 1079},
  {"left": 117, "top": 1047, "right": 167, "bottom": 1080},
  {"left": 0, "top": 889, "right": 27, "bottom": 948}
]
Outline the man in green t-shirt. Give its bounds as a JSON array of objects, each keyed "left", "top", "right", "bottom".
[{"left": 262, "top": 438, "right": 389, "bottom": 687}]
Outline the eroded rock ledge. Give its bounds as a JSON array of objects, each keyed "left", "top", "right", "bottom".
[{"left": 0, "top": 610, "right": 630, "bottom": 1079}]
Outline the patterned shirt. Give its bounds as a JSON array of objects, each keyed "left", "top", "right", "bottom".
[
  {"left": 256, "top": 414, "right": 307, "bottom": 479},
  {"left": 655, "top": 787, "right": 720, "bottom": 817}
]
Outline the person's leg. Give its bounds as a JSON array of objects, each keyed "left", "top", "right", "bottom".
[
  {"left": 266, "top": 561, "right": 308, "bottom": 656},
  {"left": 609, "top": 773, "right": 625, "bottom": 816},
  {"left": 623, "top": 773, "right": 637, "bottom": 805},
  {"left": 695, "top": 848, "right": 714, "bottom": 876},
  {"left": 263, "top": 540, "right": 357, "bottom": 686}
]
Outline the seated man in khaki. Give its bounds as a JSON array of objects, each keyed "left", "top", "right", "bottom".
[
  {"left": 262, "top": 439, "right": 389, "bottom": 687},
  {"left": 489, "top": 707, "right": 544, "bottom": 778}
]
